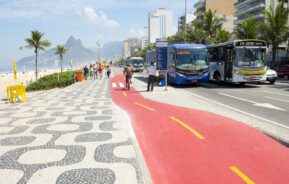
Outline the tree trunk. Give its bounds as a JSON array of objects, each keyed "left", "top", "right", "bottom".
[
  {"left": 60, "top": 55, "right": 63, "bottom": 73},
  {"left": 35, "top": 50, "right": 38, "bottom": 81},
  {"left": 272, "top": 45, "right": 277, "bottom": 68}
]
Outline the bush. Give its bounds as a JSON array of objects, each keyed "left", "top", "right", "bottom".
[{"left": 26, "top": 71, "right": 75, "bottom": 92}]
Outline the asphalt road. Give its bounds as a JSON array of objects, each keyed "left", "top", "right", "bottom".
[{"left": 178, "top": 81, "right": 289, "bottom": 129}]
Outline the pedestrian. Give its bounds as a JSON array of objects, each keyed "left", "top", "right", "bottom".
[
  {"left": 93, "top": 64, "right": 97, "bottom": 79},
  {"left": 83, "top": 65, "right": 89, "bottom": 80},
  {"left": 89, "top": 65, "right": 94, "bottom": 79},
  {"left": 146, "top": 62, "right": 157, "bottom": 92},
  {"left": 106, "top": 65, "right": 111, "bottom": 79},
  {"left": 98, "top": 63, "right": 103, "bottom": 79}
]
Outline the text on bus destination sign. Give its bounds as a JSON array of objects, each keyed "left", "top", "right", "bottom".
[
  {"left": 236, "top": 41, "right": 266, "bottom": 47},
  {"left": 177, "top": 51, "right": 190, "bottom": 55}
]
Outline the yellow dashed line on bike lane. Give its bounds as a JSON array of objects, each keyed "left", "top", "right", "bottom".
[
  {"left": 169, "top": 116, "right": 205, "bottom": 140},
  {"left": 230, "top": 166, "right": 255, "bottom": 184},
  {"left": 134, "top": 102, "right": 156, "bottom": 111}
]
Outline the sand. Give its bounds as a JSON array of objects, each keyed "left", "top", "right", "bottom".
[{"left": 0, "top": 69, "right": 59, "bottom": 99}]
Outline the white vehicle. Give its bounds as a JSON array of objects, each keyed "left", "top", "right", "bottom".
[
  {"left": 128, "top": 57, "right": 144, "bottom": 72},
  {"left": 207, "top": 40, "right": 268, "bottom": 85},
  {"left": 260, "top": 69, "right": 277, "bottom": 84}
]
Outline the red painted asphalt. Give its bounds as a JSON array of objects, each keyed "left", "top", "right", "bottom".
[{"left": 111, "top": 75, "right": 289, "bottom": 184}]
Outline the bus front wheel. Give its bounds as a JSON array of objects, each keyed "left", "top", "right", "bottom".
[{"left": 213, "top": 72, "right": 221, "bottom": 83}]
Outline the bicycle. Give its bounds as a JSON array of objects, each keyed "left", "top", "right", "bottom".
[{"left": 125, "top": 76, "right": 131, "bottom": 90}]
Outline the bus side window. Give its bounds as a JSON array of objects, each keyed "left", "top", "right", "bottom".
[{"left": 169, "top": 52, "right": 176, "bottom": 67}]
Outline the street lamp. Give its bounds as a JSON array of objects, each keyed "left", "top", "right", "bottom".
[{"left": 97, "top": 41, "right": 101, "bottom": 63}]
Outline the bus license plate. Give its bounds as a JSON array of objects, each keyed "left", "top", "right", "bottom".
[{"left": 191, "top": 80, "right": 197, "bottom": 83}]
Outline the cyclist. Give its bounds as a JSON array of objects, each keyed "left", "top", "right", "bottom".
[{"left": 123, "top": 64, "right": 133, "bottom": 90}]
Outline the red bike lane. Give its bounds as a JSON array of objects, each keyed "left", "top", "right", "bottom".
[{"left": 111, "top": 75, "right": 289, "bottom": 184}]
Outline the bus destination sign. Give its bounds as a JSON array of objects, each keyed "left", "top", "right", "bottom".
[{"left": 236, "top": 41, "right": 266, "bottom": 47}]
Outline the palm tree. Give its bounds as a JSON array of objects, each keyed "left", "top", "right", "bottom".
[
  {"left": 199, "top": 9, "right": 225, "bottom": 44},
  {"left": 260, "top": 2, "right": 289, "bottom": 66},
  {"left": 55, "top": 45, "right": 69, "bottom": 72},
  {"left": 20, "top": 30, "right": 51, "bottom": 80},
  {"left": 215, "top": 29, "right": 232, "bottom": 43},
  {"left": 236, "top": 17, "right": 260, "bottom": 39}
]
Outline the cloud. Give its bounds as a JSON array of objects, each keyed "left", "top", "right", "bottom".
[{"left": 83, "top": 7, "right": 119, "bottom": 28}]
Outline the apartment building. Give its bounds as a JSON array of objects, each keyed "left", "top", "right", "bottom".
[
  {"left": 148, "top": 8, "right": 174, "bottom": 43},
  {"left": 122, "top": 38, "right": 141, "bottom": 58},
  {"left": 234, "top": 0, "right": 281, "bottom": 24},
  {"left": 194, "top": 0, "right": 237, "bottom": 32}
]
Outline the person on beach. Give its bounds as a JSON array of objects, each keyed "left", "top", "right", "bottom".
[
  {"left": 98, "top": 63, "right": 103, "bottom": 79},
  {"left": 146, "top": 62, "right": 157, "bottom": 92},
  {"left": 106, "top": 65, "right": 111, "bottom": 79},
  {"left": 84, "top": 65, "right": 89, "bottom": 80}
]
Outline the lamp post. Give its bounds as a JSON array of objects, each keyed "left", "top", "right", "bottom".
[
  {"left": 97, "top": 41, "right": 101, "bottom": 63},
  {"left": 184, "top": 0, "right": 187, "bottom": 43}
]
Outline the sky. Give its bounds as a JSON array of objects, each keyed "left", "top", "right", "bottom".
[{"left": 0, "top": 0, "right": 198, "bottom": 69}]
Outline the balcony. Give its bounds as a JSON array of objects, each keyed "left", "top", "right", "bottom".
[
  {"left": 235, "top": 0, "right": 253, "bottom": 9},
  {"left": 235, "top": 3, "right": 265, "bottom": 17},
  {"left": 194, "top": 0, "right": 205, "bottom": 9}
]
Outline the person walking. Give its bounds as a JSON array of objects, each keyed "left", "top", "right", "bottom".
[
  {"left": 146, "top": 62, "right": 157, "bottom": 92},
  {"left": 98, "top": 63, "right": 103, "bottom": 79},
  {"left": 106, "top": 65, "right": 111, "bottom": 79},
  {"left": 93, "top": 64, "right": 97, "bottom": 79},
  {"left": 89, "top": 65, "right": 94, "bottom": 79},
  {"left": 83, "top": 65, "right": 89, "bottom": 80}
]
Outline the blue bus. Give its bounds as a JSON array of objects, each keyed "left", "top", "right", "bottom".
[{"left": 167, "top": 44, "right": 209, "bottom": 85}]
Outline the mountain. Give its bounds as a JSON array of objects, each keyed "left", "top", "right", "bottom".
[
  {"left": 91, "top": 41, "right": 123, "bottom": 60},
  {"left": 17, "top": 36, "right": 97, "bottom": 70}
]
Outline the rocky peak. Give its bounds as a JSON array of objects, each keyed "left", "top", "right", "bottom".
[{"left": 65, "top": 36, "right": 83, "bottom": 49}]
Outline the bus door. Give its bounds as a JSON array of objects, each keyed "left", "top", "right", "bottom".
[{"left": 224, "top": 48, "right": 233, "bottom": 81}]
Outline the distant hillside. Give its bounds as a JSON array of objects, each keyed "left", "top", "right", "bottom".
[
  {"left": 91, "top": 41, "right": 123, "bottom": 60},
  {"left": 18, "top": 36, "right": 97, "bottom": 70}
]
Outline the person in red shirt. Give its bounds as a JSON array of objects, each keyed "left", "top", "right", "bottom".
[{"left": 98, "top": 63, "right": 103, "bottom": 79}]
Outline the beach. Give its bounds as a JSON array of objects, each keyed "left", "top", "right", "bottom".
[{"left": 0, "top": 69, "right": 58, "bottom": 99}]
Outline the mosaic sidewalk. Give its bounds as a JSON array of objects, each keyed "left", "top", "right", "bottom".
[{"left": 0, "top": 78, "right": 147, "bottom": 184}]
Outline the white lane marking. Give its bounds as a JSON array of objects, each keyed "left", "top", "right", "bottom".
[
  {"left": 119, "top": 82, "right": 124, "bottom": 88},
  {"left": 219, "top": 93, "right": 285, "bottom": 111},
  {"left": 265, "top": 96, "right": 289, "bottom": 103},
  {"left": 264, "top": 91, "right": 289, "bottom": 97},
  {"left": 219, "top": 93, "right": 256, "bottom": 103},
  {"left": 112, "top": 83, "right": 117, "bottom": 88},
  {"left": 178, "top": 89, "right": 289, "bottom": 130}
]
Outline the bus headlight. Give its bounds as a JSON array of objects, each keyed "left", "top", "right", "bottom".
[{"left": 235, "top": 70, "right": 239, "bottom": 74}]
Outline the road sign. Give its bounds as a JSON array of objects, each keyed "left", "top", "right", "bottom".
[{"left": 156, "top": 38, "right": 168, "bottom": 48}]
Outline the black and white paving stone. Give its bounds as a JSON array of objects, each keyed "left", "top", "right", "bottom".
[{"left": 0, "top": 78, "right": 145, "bottom": 184}]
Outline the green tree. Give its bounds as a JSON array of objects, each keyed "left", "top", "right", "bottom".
[
  {"left": 236, "top": 17, "right": 260, "bottom": 39},
  {"left": 215, "top": 29, "right": 232, "bottom": 43},
  {"left": 20, "top": 30, "right": 51, "bottom": 80},
  {"left": 260, "top": 2, "right": 289, "bottom": 66},
  {"left": 199, "top": 9, "right": 225, "bottom": 44},
  {"left": 55, "top": 45, "right": 69, "bottom": 72},
  {"left": 132, "top": 44, "right": 156, "bottom": 59}
]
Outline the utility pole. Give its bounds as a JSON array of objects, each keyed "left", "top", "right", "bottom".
[
  {"left": 184, "top": 0, "right": 187, "bottom": 44},
  {"left": 97, "top": 41, "right": 101, "bottom": 63}
]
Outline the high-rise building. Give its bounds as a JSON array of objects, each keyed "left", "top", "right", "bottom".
[
  {"left": 194, "top": 0, "right": 236, "bottom": 32},
  {"left": 234, "top": 0, "right": 280, "bottom": 25},
  {"left": 178, "top": 14, "right": 196, "bottom": 30},
  {"left": 122, "top": 38, "right": 141, "bottom": 58},
  {"left": 148, "top": 8, "right": 174, "bottom": 43}
]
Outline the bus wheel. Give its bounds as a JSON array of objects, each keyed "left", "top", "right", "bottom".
[{"left": 213, "top": 72, "right": 221, "bottom": 83}]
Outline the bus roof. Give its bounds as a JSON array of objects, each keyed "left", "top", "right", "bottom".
[
  {"left": 168, "top": 44, "right": 206, "bottom": 49},
  {"left": 129, "top": 57, "right": 143, "bottom": 60}
]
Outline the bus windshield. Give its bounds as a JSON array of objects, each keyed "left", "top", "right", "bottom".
[
  {"left": 235, "top": 48, "right": 265, "bottom": 68},
  {"left": 131, "top": 59, "right": 144, "bottom": 66},
  {"left": 176, "top": 49, "right": 208, "bottom": 70}
]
